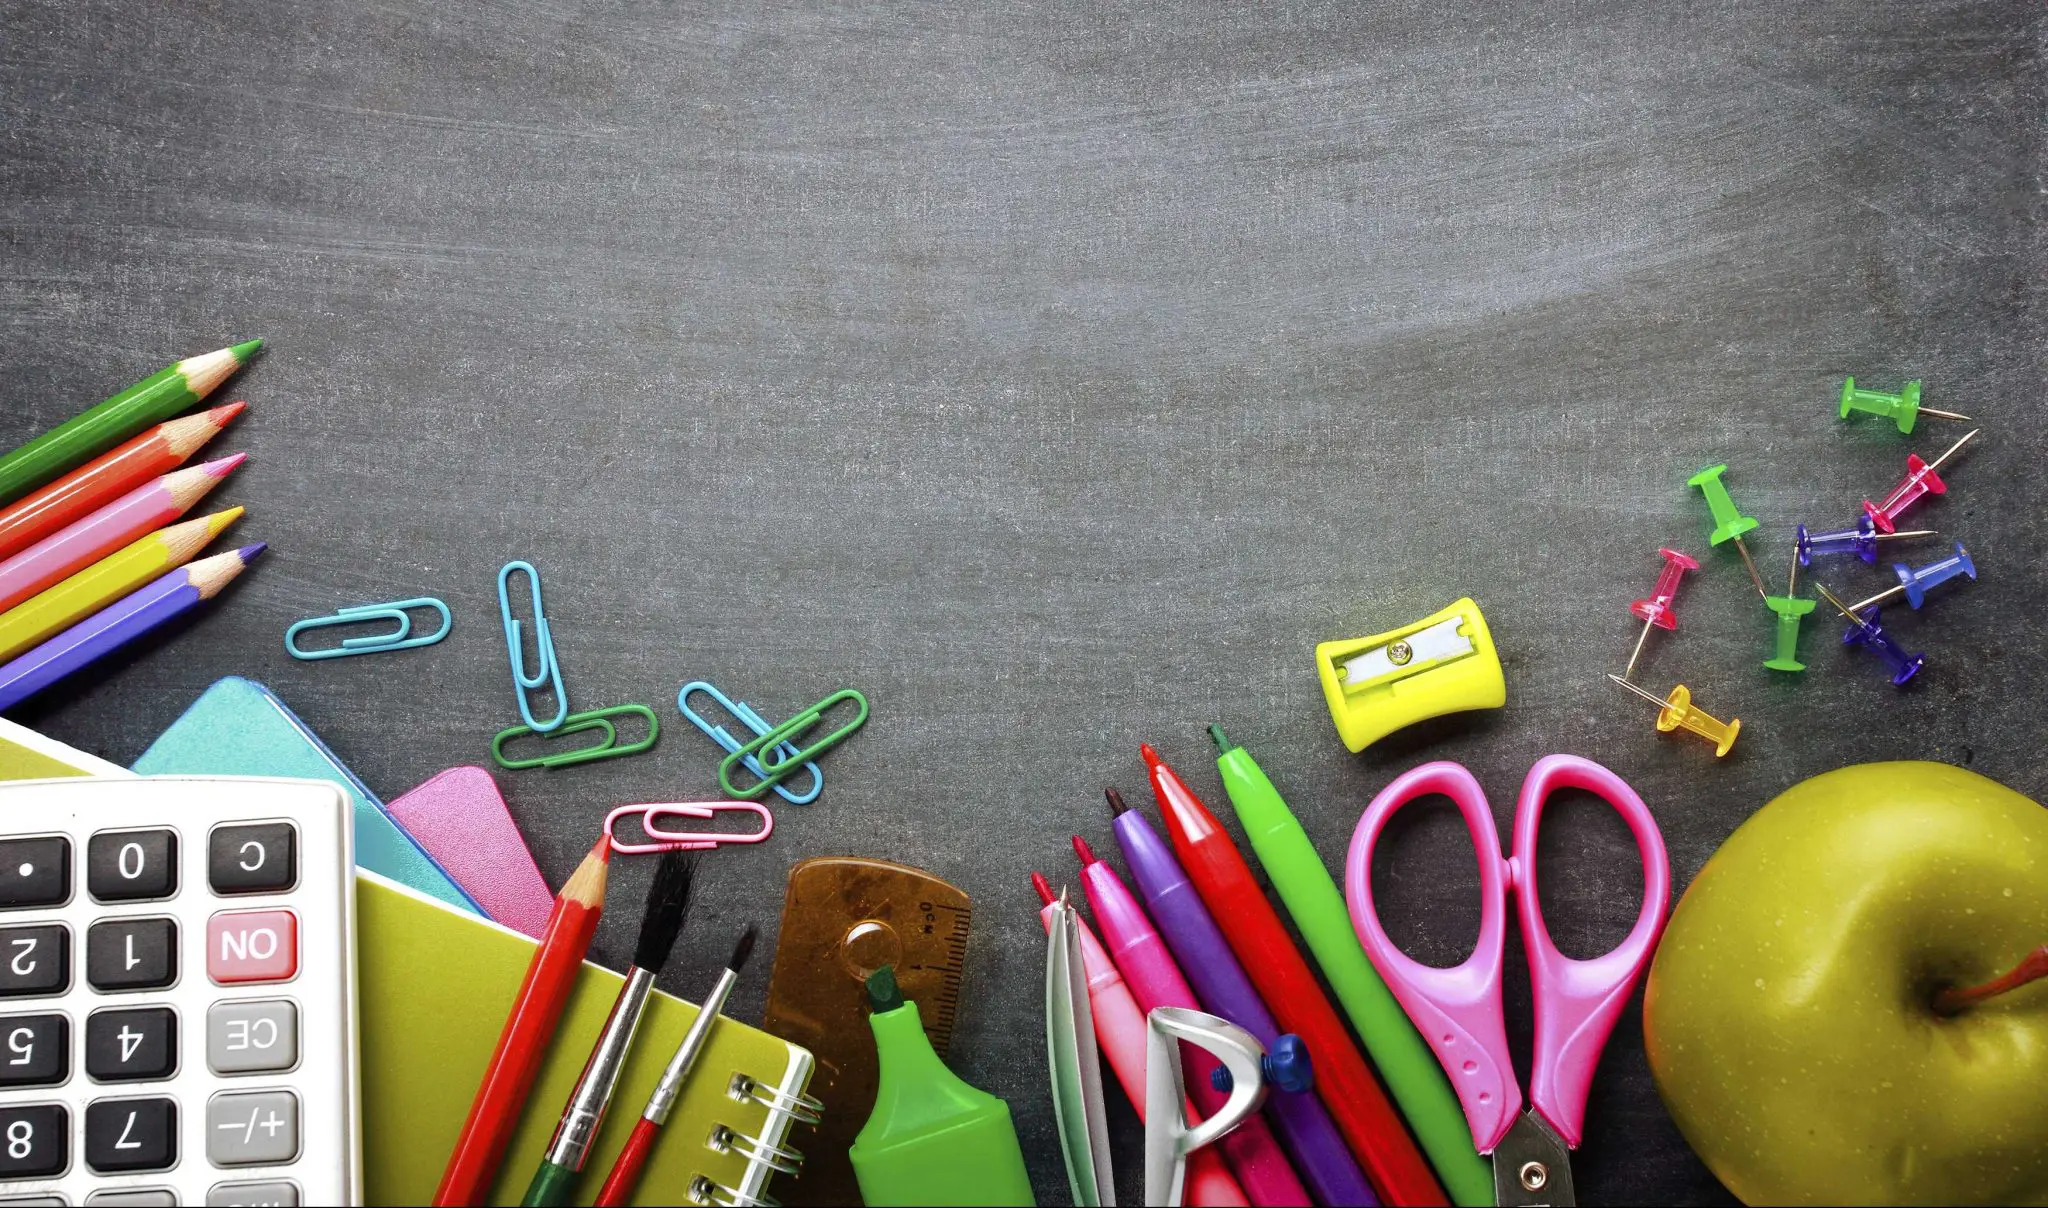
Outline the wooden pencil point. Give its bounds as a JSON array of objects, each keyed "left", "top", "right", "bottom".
[{"left": 561, "top": 837, "right": 613, "bottom": 909}]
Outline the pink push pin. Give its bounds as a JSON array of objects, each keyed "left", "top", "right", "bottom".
[
  {"left": 1862, "top": 429, "right": 1977, "bottom": 533},
  {"left": 1625, "top": 547, "right": 1699, "bottom": 678}
]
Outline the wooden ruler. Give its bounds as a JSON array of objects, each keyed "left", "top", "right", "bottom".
[{"left": 761, "top": 857, "right": 973, "bottom": 1206}]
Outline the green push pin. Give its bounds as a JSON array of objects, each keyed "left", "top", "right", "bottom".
[
  {"left": 1686, "top": 463, "right": 1768, "bottom": 600},
  {"left": 1763, "top": 595, "right": 1816, "bottom": 672},
  {"left": 1838, "top": 377, "right": 1969, "bottom": 435}
]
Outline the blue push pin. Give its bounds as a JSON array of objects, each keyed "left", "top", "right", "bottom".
[
  {"left": 1210, "top": 1032, "right": 1314, "bottom": 1095},
  {"left": 1848, "top": 543, "right": 1977, "bottom": 612},
  {"left": 1795, "top": 517, "right": 1939, "bottom": 566},
  {"left": 1815, "top": 584, "right": 1924, "bottom": 687}
]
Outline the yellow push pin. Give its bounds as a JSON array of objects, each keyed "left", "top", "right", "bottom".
[{"left": 1607, "top": 674, "right": 1740, "bottom": 757}]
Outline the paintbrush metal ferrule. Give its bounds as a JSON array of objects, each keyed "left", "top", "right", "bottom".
[
  {"left": 645, "top": 967, "right": 740, "bottom": 1125},
  {"left": 545, "top": 966, "right": 658, "bottom": 1169}
]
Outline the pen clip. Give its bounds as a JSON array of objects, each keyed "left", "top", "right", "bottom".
[{"left": 604, "top": 801, "right": 776, "bottom": 855}]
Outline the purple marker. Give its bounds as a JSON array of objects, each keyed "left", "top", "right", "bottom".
[
  {"left": 0, "top": 544, "right": 265, "bottom": 711},
  {"left": 1111, "top": 790, "right": 1378, "bottom": 1207}
]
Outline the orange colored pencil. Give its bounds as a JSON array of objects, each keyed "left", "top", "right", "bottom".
[
  {"left": 434, "top": 836, "right": 612, "bottom": 1207},
  {"left": 0, "top": 402, "right": 246, "bottom": 562}
]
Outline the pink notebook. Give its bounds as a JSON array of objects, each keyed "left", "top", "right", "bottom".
[{"left": 386, "top": 766, "right": 555, "bottom": 939}]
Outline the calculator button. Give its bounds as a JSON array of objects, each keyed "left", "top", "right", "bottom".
[
  {"left": 86, "top": 1192, "right": 177, "bottom": 1206},
  {"left": 207, "top": 825, "right": 296, "bottom": 896},
  {"left": 86, "top": 1007, "right": 177, "bottom": 1082},
  {"left": 86, "top": 918, "right": 177, "bottom": 991},
  {"left": 206, "top": 911, "right": 297, "bottom": 985},
  {"left": 0, "top": 838, "right": 69, "bottom": 910},
  {"left": 206, "top": 1183, "right": 297, "bottom": 1207},
  {"left": 0, "top": 1198, "right": 69, "bottom": 1206},
  {"left": 0, "top": 1102, "right": 67, "bottom": 1178},
  {"left": 0, "top": 1013, "right": 67, "bottom": 1087},
  {"left": 206, "top": 1090, "right": 298, "bottom": 1167},
  {"left": 206, "top": 1001, "right": 296, "bottom": 1075},
  {"left": 84, "top": 1096, "right": 177, "bottom": 1173},
  {"left": 0, "top": 925, "right": 69, "bottom": 998},
  {"left": 87, "top": 830, "right": 178, "bottom": 903}
]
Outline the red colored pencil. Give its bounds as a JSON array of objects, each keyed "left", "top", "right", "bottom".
[
  {"left": 0, "top": 455, "right": 244, "bottom": 616},
  {"left": 1144, "top": 743, "right": 1448, "bottom": 1207},
  {"left": 0, "top": 403, "right": 246, "bottom": 562},
  {"left": 434, "top": 836, "right": 612, "bottom": 1207}
]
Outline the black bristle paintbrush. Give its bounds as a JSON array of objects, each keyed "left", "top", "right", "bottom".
[
  {"left": 592, "top": 924, "right": 767, "bottom": 1206},
  {"left": 522, "top": 851, "right": 696, "bottom": 1207}
]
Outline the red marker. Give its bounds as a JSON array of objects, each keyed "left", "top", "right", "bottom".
[{"left": 1144, "top": 742, "right": 1448, "bottom": 1208}]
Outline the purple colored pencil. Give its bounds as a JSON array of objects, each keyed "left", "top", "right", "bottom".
[
  {"left": 1112, "top": 794, "right": 1378, "bottom": 1207},
  {"left": 0, "top": 544, "right": 264, "bottom": 711}
]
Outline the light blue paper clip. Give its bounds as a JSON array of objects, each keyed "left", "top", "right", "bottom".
[
  {"left": 285, "top": 598, "right": 452, "bottom": 660},
  {"left": 678, "top": 681, "right": 823, "bottom": 805},
  {"left": 499, "top": 560, "right": 569, "bottom": 733}
]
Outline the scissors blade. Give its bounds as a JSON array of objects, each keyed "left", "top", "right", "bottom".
[{"left": 1492, "top": 1111, "right": 1575, "bottom": 1206}]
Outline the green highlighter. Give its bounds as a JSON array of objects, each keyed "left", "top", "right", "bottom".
[
  {"left": 850, "top": 966, "right": 1036, "bottom": 1207},
  {"left": 1209, "top": 725, "right": 1494, "bottom": 1207}
]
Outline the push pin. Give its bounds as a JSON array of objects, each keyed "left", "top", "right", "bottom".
[
  {"left": 1849, "top": 543, "right": 1976, "bottom": 612},
  {"left": 1607, "top": 674, "right": 1740, "bottom": 757},
  {"left": 1814, "top": 583, "right": 1924, "bottom": 687},
  {"left": 1687, "top": 463, "right": 1768, "bottom": 600},
  {"left": 1863, "top": 429, "right": 1978, "bottom": 534},
  {"left": 1624, "top": 547, "right": 1698, "bottom": 678},
  {"left": 1838, "top": 377, "right": 1969, "bottom": 435},
  {"left": 1762, "top": 595, "right": 1816, "bottom": 673},
  {"left": 1795, "top": 517, "right": 1938, "bottom": 566}
]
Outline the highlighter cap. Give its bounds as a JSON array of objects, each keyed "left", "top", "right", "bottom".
[{"left": 867, "top": 965, "right": 905, "bottom": 1014}]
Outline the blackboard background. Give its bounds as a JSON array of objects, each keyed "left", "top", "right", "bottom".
[{"left": 3, "top": 1, "right": 2042, "bottom": 1203}]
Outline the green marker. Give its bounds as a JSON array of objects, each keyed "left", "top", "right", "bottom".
[
  {"left": 849, "top": 966, "right": 1035, "bottom": 1207},
  {"left": 1208, "top": 725, "right": 1493, "bottom": 1207},
  {"left": 0, "top": 340, "right": 260, "bottom": 501}
]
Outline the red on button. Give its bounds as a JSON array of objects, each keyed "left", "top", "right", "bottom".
[{"left": 207, "top": 910, "right": 298, "bottom": 984}]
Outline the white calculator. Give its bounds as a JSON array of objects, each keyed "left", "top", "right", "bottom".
[{"left": 0, "top": 777, "right": 360, "bottom": 1207}]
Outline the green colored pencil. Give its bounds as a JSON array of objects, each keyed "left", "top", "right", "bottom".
[{"left": 0, "top": 340, "right": 260, "bottom": 503}]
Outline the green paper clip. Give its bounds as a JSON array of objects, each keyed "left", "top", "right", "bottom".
[
  {"left": 1763, "top": 595, "right": 1816, "bottom": 672},
  {"left": 493, "top": 703, "right": 659, "bottom": 770},
  {"left": 719, "top": 689, "right": 869, "bottom": 799}
]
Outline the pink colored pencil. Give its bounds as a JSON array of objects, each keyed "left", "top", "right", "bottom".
[
  {"left": 0, "top": 455, "right": 244, "bottom": 615},
  {"left": 1074, "top": 837, "right": 1312, "bottom": 1208},
  {"left": 1035, "top": 873, "right": 1248, "bottom": 1208}
]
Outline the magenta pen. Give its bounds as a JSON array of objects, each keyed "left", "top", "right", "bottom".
[
  {"left": 1108, "top": 790, "right": 1379, "bottom": 1208},
  {"left": 1074, "top": 836, "right": 1311, "bottom": 1208}
]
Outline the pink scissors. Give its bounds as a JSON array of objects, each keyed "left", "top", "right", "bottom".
[{"left": 1344, "top": 756, "right": 1670, "bottom": 1206}]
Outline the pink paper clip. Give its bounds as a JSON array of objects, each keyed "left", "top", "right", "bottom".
[{"left": 604, "top": 801, "right": 775, "bottom": 855}]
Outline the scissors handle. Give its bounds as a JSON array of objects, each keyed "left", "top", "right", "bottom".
[
  {"left": 1344, "top": 760, "right": 1522, "bottom": 1153},
  {"left": 1512, "top": 754, "right": 1670, "bottom": 1149}
]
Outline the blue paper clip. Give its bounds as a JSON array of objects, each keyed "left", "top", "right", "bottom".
[
  {"left": 285, "top": 598, "right": 452, "bottom": 660},
  {"left": 498, "top": 560, "right": 568, "bottom": 733},
  {"left": 678, "top": 681, "right": 823, "bottom": 805}
]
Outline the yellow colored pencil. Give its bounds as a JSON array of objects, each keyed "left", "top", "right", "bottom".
[{"left": 0, "top": 507, "right": 244, "bottom": 663}]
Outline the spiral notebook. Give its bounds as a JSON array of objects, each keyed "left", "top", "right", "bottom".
[{"left": 359, "top": 871, "right": 820, "bottom": 1207}]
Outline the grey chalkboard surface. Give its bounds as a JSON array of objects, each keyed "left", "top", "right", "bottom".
[{"left": 3, "top": 2, "right": 2041, "bottom": 1203}]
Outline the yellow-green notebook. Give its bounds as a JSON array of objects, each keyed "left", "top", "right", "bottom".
[
  {"left": 0, "top": 716, "right": 125, "bottom": 779},
  {"left": 359, "top": 872, "right": 818, "bottom": 1207}
]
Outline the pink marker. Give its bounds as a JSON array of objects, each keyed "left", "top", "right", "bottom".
[
  {"left": 1073, "top": 837, "right": 1312, "bottom": 1208},
  {"left": 1034, "top": 874, "right": 1247, "bottom": 1208}
]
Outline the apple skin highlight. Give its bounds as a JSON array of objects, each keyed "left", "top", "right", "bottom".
[{"left": 1644, "top": 760, "right": 2048, "bottom": 1207}]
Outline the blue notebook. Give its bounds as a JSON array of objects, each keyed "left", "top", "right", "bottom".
[{"left": 133, "top": 676, "right": 481, "bottom": 915}]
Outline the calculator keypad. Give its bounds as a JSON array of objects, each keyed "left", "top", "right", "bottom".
[{"left": 0, "top": 780, "right": 356, "bottom": 1204}]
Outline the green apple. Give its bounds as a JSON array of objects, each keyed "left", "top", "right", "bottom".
[{"left": 1644, "top": 760, "right": 2048, "bottom": 1205}]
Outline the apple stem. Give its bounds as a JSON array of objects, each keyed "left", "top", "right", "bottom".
[{"left": 1933, "top": 945, "right": 2048, "bottom": 1016}]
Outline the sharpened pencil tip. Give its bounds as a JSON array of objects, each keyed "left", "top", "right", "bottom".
[
  {"left": 210, "top": 401, "right": 249, "bottom": 424},
  {"left": 1105, "top": 787, "right": 1130, "bottom": 817},
  {"left": 204, "top": 452, "right": 248, "bottom": 476},
  {"left": 1071, "top": 835, "right": 1096, "bottom": 866},
  {"left": 589, "top": 834, "right": 614, "bottom": 862},
  {"left": 230, "top": 339, "right": 263, "bottom": 362},
  {"left": 1030, "top": 871, "right": 1055, "bottom": 905},
  {"left": 235, "top": 543, "right": 267, "bottom": 562},
  {"left": 1139, "top": 742, "right": 1162, "bottom": 769}
]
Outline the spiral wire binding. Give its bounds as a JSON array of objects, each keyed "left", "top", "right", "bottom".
[
  {"left": 689, "top": 1173, "right": 778, "bottom": 1207},
  {"left": 729, "top": 1072, "right": 825, "bottom": 1125}
]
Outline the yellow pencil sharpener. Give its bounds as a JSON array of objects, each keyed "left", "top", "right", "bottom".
[{"left": 1315, "top": 598, "right": 1506, "bottom": 752}]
